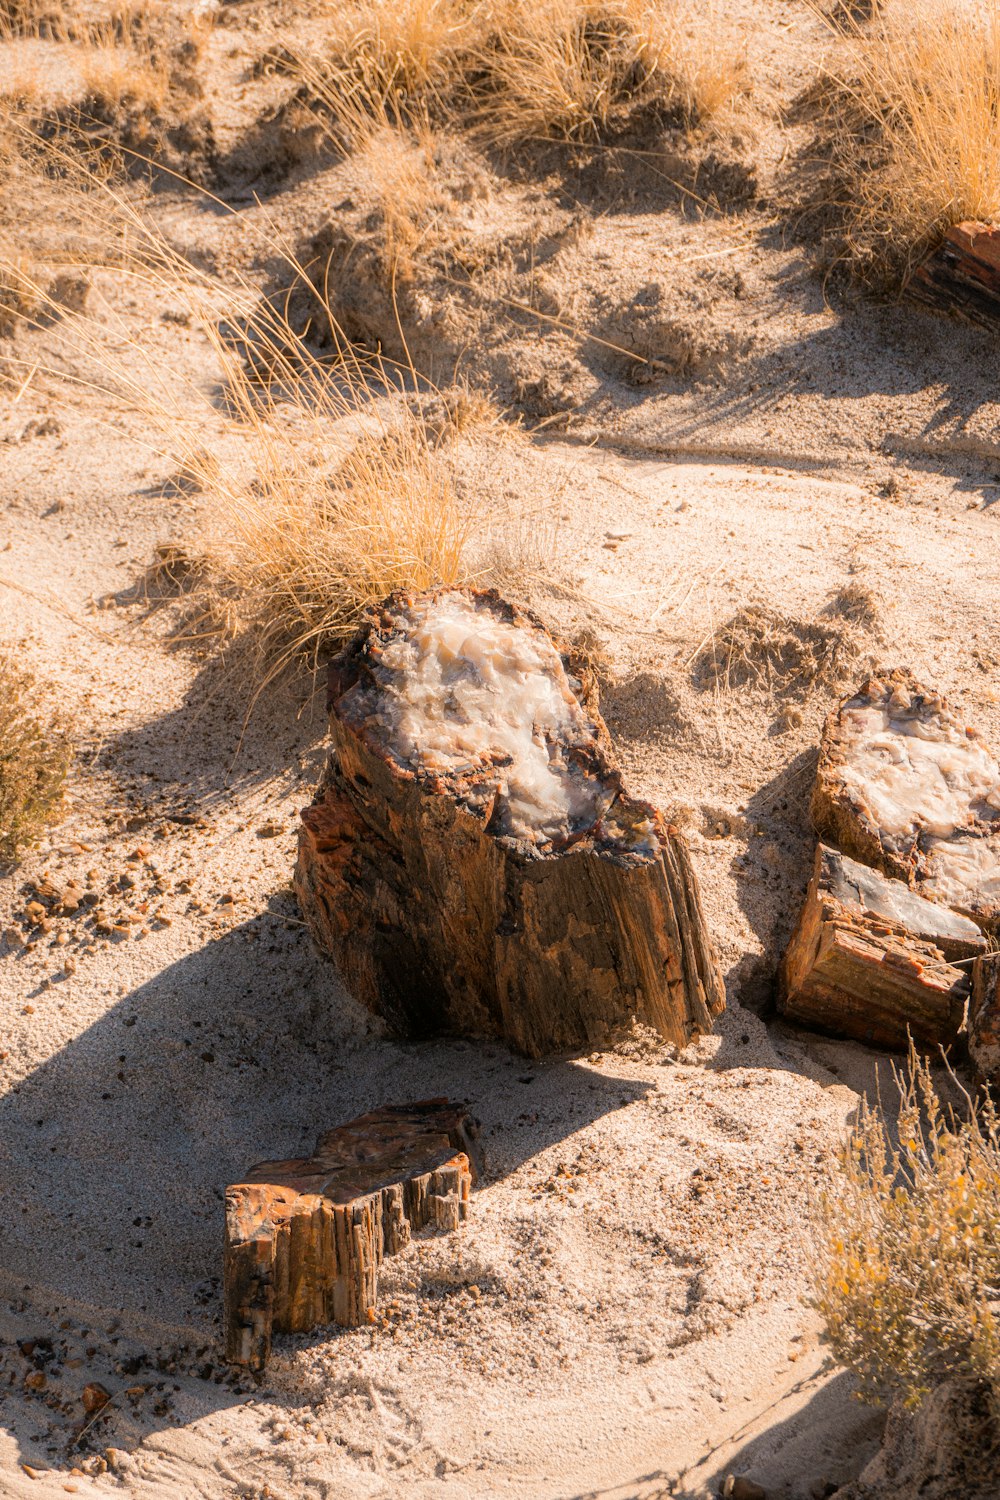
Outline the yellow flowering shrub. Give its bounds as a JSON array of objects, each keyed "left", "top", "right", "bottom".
[{"left": 812, "top": 1050, "right": 1000, "bottom": 1414}]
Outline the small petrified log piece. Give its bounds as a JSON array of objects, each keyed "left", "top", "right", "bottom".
[
  {"left": 778, "top": 845, "right": 981, "bottom": 1048},
  {"left": 812, "top": 670, "right": 1000, "bottom": 931},
  {"left": 224, "top": 1099, "right": 477, "bottom": 1372},
  {"left": 908, "top": 222, "right": 1000, "bottom": 332},
  {"left": 970, "top": 954, "right": 1000, "bottom": 1087},
  {"left": 295, "top": 589, "right": 725, "bottom": 1057}
]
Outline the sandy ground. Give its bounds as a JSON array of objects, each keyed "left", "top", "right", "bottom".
[{"left": 3, "top": 1, "right": 1000, "bottom": 1496}]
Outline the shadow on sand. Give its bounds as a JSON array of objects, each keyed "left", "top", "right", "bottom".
[{"left": 0, "top": 897, "right": 654, "bottom": 1335}]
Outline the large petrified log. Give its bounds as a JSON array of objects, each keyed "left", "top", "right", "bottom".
[
  {"left": 908, "top": 221, "right": 1000, "bottom": 332},
  {"left": 811, "top": 670, "right": 1000, "bottom": 932},
  {"left": 224, "top": 1099, "right": 478, "bottom": 1372},
  {"left": 970, "top": 954, "right": 1000, "bottom": 1088},
  {"left": 295, "top": 589, "right": 725, "bottom": 1057},
  {"left": 778, "top": 844, "right": 984, "bottom": 1048}
]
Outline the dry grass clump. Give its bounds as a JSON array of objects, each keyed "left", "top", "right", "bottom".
[
  {"left": 0, "top": 0, "right": 184, "bottom": 46},
  {"left": 74, "top": 32, "right": 170, "bottom": 119},
  {"left": 190, "top": 401, "right": 472, "bottom": 677},
  {"left": 694, "top": 603, "right": 861, "bottom": 692},
  {"left": 132, "top": 293, "right": 493, "bottom": 682},
  {"left": 825, "top": 579, "right": 882, "bottom": 629},
  {"left": 474, "top": 0, "right": 748, "bottom": 145},
  {"left": 0, "top": 652, "right": 72, "bottom": 861},
  {"left": 296, "top": 0, "right": 748, "bottom": 150},
  {"left": 812, "top": 0, "right": 1000, "bottom": 284},
  {"left": 0, "top": 114, "right": 532, "bottom": 690},
  {"left": 0, "top": 0, "right": 58, "bottom": 39},
  {"left": 812, "top": 1051, "right": 1000, "bottom": 1417}
]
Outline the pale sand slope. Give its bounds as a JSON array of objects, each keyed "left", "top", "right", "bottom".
[{"left": 3, "top": 343, "right": 998, "bottom": 1499}]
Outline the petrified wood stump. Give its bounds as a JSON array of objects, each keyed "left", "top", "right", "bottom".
[
  {"left": 811, "top": 670, "right": 1000, "bottom": 931},
  {"left": 779, "top": 845, "right": 983, "bottom": 1049},
  {"left": 224, "top": 1100, "right": 478, "bottom": 1371},
  {"left": 970, "top": 955, "right": 1000, "bottom": 1088},
  {"left": 295, "top": 589, "right": 725, "bottom": 1057},
  {"left": 908, "top": 221, "right": 1000, "bottom": 332}
]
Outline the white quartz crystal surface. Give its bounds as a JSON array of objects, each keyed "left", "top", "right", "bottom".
[
  {"left": 838, "top": 699, "right": 1000, "bottom": 843},
  {"left": 923, "top": 832, "right": 1000, "bottom": 910},
  {"left": 347, "top": 593, "right": 614, "bottom": 844}
]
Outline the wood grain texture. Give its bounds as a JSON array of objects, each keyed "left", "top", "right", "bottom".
[
  {"left": 224, "top": 1100, "right": 478, "bottom": 1372},
  {"left": 970, "top": 955, "right": 1000, "bottom": 1088},
  {"left": 295, "top": 590, "right": 725, "bottom": 1058},
  {"left": 908, "top": 221, "right": 1000, "bottom": 331},
  {"left": 778, "top": 845, "right": 975, "bottom": 1049}
]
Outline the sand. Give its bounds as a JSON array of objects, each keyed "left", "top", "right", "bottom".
[{"left": 3, "top": 0, "right": 1000, "bottom": 1495}]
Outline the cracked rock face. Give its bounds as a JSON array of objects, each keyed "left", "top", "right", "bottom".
[{"left": 812, "top": 669, "right": 1000, "bottom": 930}]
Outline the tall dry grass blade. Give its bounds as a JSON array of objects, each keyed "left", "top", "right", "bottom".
[{"left": 816, "top": 0, "right": 1000, "bottom": 284}]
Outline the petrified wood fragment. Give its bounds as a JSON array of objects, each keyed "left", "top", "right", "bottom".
[
  {"left": 811, "top": 670, "right": 1000, "bottom": 931},
  {"left": 295, "top": 589, "right": 725, "bottom": 1057},
  {"left": 970, "top": 955, "right": 1000, "bottom": 1088},
  {"left": 778, "top": 845, "right": 982, "bottom": 1048},
  {"left": 908, "top": 221, "right": 1000, "bottom": 332},
  {"left": 224, "top": 1100, "right": 477, "bottom": 1371}
]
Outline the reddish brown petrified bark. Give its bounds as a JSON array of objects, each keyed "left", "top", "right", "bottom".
[
  {"left": 224, "top": 1100, "right": 478, "bottom": 1372},
  {"left": 908, "top": 222, "right": 1000, "bottom": 331},
  {"left": 295, "top": 589, "right": 725, "bottom": 1058},
  {"left": 778, "top": 845, "right": 982, "bottom": 1049},
  {"left": 970, "top": 954, "right": 1000, "bottom": 1089}
]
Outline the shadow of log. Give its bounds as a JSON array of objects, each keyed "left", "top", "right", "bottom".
[
  {"left": 725, "top": 748, "right": 819, "bottom": 1017},
  {"left": 0, "top": 901, "right": 654, "bottom": 1352}
]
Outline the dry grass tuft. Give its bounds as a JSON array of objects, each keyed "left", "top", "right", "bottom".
[
  {"left": 811, "top": 1050, "right": 1000, "bottom": 1417},
  {"left": 813, "top": 0, "right": 1000, "bottom": 284},
  {"left": 75, "top": 33, "right": 170, "bottom": 120},
  {"left": 0, "top": 651, "right": 72, "bottom": 862},
  {"left": 694, "top": 603, "right": 862, "bottom": 693},
  {"left": 193, "top": 406, "right": 473, "bottom": 679},
  {"left": 474, "top": 0, "right": 748, "bottom": 145},
  {"left": 825, "top": 579, "right": 882, "bottom": 629},
  {"left": 295, "top": 0, "right": 748, "bottom": 151},
  {"left": 0, "top": 108, "right": 542, "bottom": 691},
  {"left": 289, "top": 0, "right": 478, "bottom": 150}
]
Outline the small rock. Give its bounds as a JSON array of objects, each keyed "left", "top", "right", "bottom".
[{"left": 82, "top": 1381, "right": 110, "bottom": 1414}]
